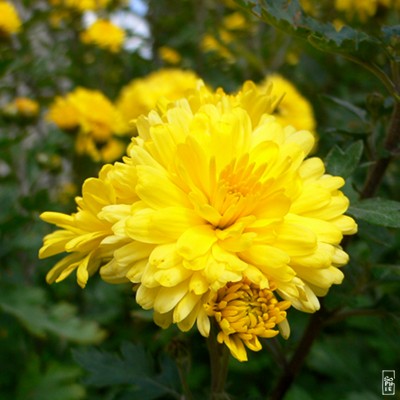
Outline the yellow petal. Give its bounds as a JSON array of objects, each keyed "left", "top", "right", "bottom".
[
  {"left": 274, "top": 221, "right": 317, "bottom": 257},
  {"left": 154, "top": 266, "right": 191, "bottom": 287},
  {"left": 153, "top": 281, "right": 189, "bottom": 314},
  {"left": 135, "top": 285, "right": 159, "bottom": 310},
  {"left": 136, "top": 165, "right": 191, "bottom": 209},
  {"left": 196, "top": 307, "right": 211, "bottom": 337},
  {"left": 285, "top": 213, "right": 343, "bottom": 244},
  {"left": 295, "top": 265, "right": 344, "bottom": 289},
  {"left": 177, "top": 225, "right": 217, "bottom": 260},
  {"left": 153, "top": 310, "right": 173, "bottom": 329},
  {"left": 39, "top": 230, "right": 75, "bottom": 258},
  {"left": 189, "top": 272, "right": 209, "bottom": 295},
  {"left": 173, "top": 291, "right": 201, "bottom": 323},
  {"left": 151, "top": 207, "right": 204, "bottom": 239},
  {"left": 40, "top": 211, "right": 74, "bottom": 229}
]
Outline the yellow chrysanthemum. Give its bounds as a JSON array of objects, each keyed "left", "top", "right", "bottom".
[
  {"left": 116, "top": 69, "right": 200, "bottom": 134},
  {"left": 81, "top": 20, "right": 125, "bottom": 53},
  {"left": 0, "top": 2, "right": 22, "bottom": 36},
  {"left": 258, "top": 74, "right": 316, "bottom": 137},
  {"left": 3, "top": 97, "right": 39, "bottom": 118},
  {"left": 47, "top": 96, "right": 81, "bottom": 131},
  {"left": 47, "top": 88, "right": 125, "bottom": 161},
  {"left": 49, "top": 0, "right": 111, "bottom": 12},
  {"left": 40, "top": 81, "right": 357, "bottom": 361}
]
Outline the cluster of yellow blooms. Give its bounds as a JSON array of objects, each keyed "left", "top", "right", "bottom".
[
  {"left": 81, "top": 19, "right": 125, "bottom": 53},
  {"left": 335, "top": 0, "right": 400, "bottom": 21},
  {"left": 0, "top": 1, "right": 22, "bottom": 37},
  {"left": 49, "top": 0, "right": 111, "bottom": 12},
  {"left": 301, "top": 0, "right": 400, "bottom": 22},
  {"left": 201, "top": 12, "right": 248, "bottom": 61},
  {"left": 40, "top": 76, "right": 357, "bottom": 361},
  {"left": 47, "top": 88, "right": 125, "bottom": 162}
]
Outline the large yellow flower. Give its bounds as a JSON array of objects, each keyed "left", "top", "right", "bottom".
[
  {"left": 40, "top": 81, "right": 356, "bottom": 361},
  {"left": 0, "top": 2, "right": 22, "bottom": 36},
  {"left": 116, "top": 69, "right": 201, "bottom": 135},
  {"left": 47, "top": 88, "right": 125, "bottom": 162},
  {"left": 81, "top": 20, "right": 125, "bottom": 53}
]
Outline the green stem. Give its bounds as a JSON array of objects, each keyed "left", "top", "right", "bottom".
[
  {"left": 268, "top": 304, "right": 330, "bottom": 400},
  {"left": 361, "top": 98, "right": 400, "bottom": 198},
  {"left": 207, "top": 323, "right": 231, "bottom": 400}
]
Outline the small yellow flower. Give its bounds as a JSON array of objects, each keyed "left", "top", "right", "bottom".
[
  {"left": 158, "top": 46, "right": 182, "bottom": 65},
  {"left": 206, "top": 279, "right": 290, "bottom": 361},
  {"left": 81, "top": 20, "right": 125, "bottom": 53},
  {"left": 222, "top": 12, "right": 247, "bottom": 31},
  {"left": 201, "top": 30, "right": 234, "bottom": 61},
  {"left": 300, "top": 0, "right": 316, "bottom": 14},
  {"left": 3, "top": 97, "right": 39, "bottom": 118},
  {"left": 47, "top": 88, "right": 125, "bottom": 161},
  {"left": 116, "top": 69, "right": 200, "bottom": 134},
  {"left": 0, "top": 2, "right": 22, "bottom": 36}
]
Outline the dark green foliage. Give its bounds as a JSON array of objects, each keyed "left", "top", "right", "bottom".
[
  {"left": 72, "top": 343, "right": 181, "bottom": 400},
  {"left": 349, "top": 198, "right": 400, "bottom": 228}
]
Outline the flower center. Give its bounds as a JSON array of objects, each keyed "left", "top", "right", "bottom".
[
  {"left": 212, "top": 155, "right": 269, "bottom": 228},
  {"left": 205, "top": 278, "right": 290, "bottom": 361}
]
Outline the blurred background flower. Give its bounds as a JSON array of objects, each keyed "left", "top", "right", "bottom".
[
  {"left": 0, "top": 1, "right": 22, "bottom": 36},
  {"left": 81, "top": 19, "right": 125, "bottom": 52}
]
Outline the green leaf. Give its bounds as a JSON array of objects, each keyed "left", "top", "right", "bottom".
[
  {"left": 348, "top": 198, "right": 400, "bottom": 228},
  {"left": 0, "top": 285, "right": 106, "bottom": 344},
  {"left": 16, "top": 356, "right": 85, "bottom": 400},
  {"left": 322, "top": 95, "right": 368, "bottom": 123},
  {"left": 382, "top": 25, "right": 400, "bottom": 61},
  {"left": 236, "top": 0, "right": 381, "bottom": 58},
  {"left": 325, "top": 140, "right": 364, "bottom": 178},
  {"left": 72, "top": 342, "right": 181, "bottom": 400}
]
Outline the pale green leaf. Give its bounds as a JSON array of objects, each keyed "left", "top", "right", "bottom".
[{"left": 0, "top": 286, "right": 106, "bottom": 344}]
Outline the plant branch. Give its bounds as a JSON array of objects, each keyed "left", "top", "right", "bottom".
[
  {"left": 207, "top": 322, "right": 231, "bottom": 400},
  {"left": 361, "top": 99, "right": 400, "bottom": 198}
]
